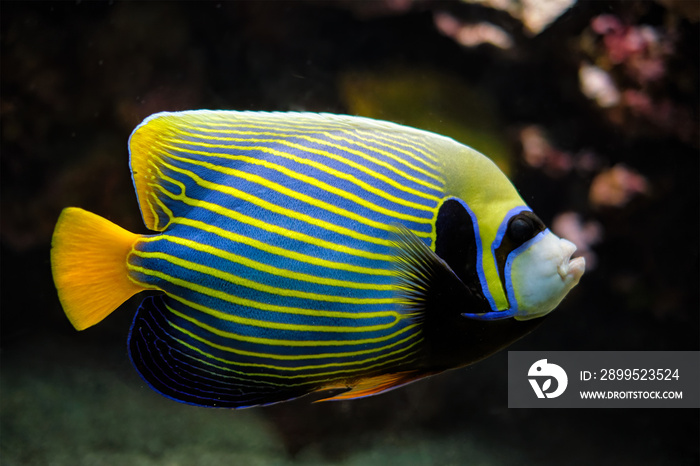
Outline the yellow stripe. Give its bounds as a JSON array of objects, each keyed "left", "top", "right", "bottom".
[
  {"left": 145, "top": 193, "right": 162, "bottom": 228},
  {"left": 167, "top": 217, "right": 394, "bottom": 276},
  {"left": 147, "top": 162, "right": 397, "bottom": 262},
  {"left": 154, "top": 155, "right": 413, "bottom": 247},
  {"left": 172, "top": 134, "right": 443, "bottom": 200},
  {"left": 153, "top": 136, "right": 435, "bottom": 221},
  {"left": 191, "top": 114, "right": 388, "bottom": 135},
  {"left": 188, "top": 120, "right": 443, "bottom": 169},
  {"left": 140, "top": 235, "right": 395, "bottom": 291},
  {"left": 160, "top": 149, "right": 433, "bottom": 227},
  {"left": 169, "top": 325, "right": 423, "bottom": 375},
  {"left": 167, "top": 312, "right": 420, "bottom": 362},
  {"left": 167, "top": 334, "right": 421, "bottom": 385},
  {"left": 351, "top": 130, "right": 440, "bottom": 165},
  {"left": 129, "top": 272, "right": 404, "bottom": 326},
  {"left": 149, "top": 176, "right": 395, "bottom": 262},
  {"left": 158, "top": 136, "right": 439, "bottom": 209},
  {"left": 176, "top": 124, "right": 446, "bottom": 189},
  {"left": 167, "top": 303, "right": 419, "bottom": 347},
  {"left": 177, "top": 118, "right": 443, "bottom": 172},
  {"left": 132, "top": 249, "right": 396, "bottom": 305},
  {"left": 207, "top": 116, "right": 443, "bottom": 167},
  {"left": 188, "top": 113, "right": 442, "bottom": 165},
  {"left": 149, "top": 193, "right": 175, "bottom": 230},
  {"left": 318, "top": 131, "right": 443, "bottom": 180}
]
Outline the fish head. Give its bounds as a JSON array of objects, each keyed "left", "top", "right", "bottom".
[
  {"left": 506, "top": 228, "right": 586, "bottom": 320},
  {"left": 456, "top": 206, "right": 585, "bottom": 322},
  {"left": 423, "top": 142, "right": 585, "bottom": 322}
]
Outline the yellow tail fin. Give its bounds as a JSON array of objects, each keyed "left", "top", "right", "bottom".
[{"left": 51, "top": 207, "right": 147, "bottom": 330}]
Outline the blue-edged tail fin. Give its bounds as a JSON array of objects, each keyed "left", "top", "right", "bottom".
[
  {"left": 128, "top": 296, "right": 310, "bottom": 409},
  {"left": 51, "top": 207, "right": 148, "bottom": 330}
]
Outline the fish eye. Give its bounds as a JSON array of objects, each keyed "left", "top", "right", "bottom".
[{"left": 507, "top": 216, "right": 536, "bottom": 244}]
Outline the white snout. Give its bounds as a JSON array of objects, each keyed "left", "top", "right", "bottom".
[{"left": 508, "top": 231, "right": 585, "bottom": 320}]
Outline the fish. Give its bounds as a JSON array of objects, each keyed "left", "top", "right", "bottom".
[{"left": 50, "top": 110, "right": 585, "bottom": 408}]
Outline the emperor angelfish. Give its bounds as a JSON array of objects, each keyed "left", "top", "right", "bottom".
[{"left": 51, "top": 110, "right": 585, "bottom": 408}]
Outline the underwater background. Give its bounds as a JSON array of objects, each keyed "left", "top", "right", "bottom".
[{"left": 1, "top": 1, "right": 698, "bottom": 465}]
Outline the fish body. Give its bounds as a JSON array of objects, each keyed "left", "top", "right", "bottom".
[{"left": 51, "top": 111, "right": 584, "bottom": 408}]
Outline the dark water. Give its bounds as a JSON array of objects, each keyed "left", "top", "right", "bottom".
[{"left": 1, "top": 1, "right": 698, "bottom": 465}]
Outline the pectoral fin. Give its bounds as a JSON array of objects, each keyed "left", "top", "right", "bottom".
[{"left": 390, "top": 224, "right": 490, "bottom": 320}]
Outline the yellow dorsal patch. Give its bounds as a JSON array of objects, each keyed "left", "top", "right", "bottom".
[{"left": 51, "top": 207, "right": 149, "bottom": 330}]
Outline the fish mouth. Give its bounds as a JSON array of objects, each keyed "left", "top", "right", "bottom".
[{"left": 557, "top": 240, "right": 586, "bottom": 284}]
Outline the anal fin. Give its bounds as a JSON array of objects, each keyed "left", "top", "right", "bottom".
[
  {"left": 128, "top": 295, "right": 310, "bottom": 409},
  {"left": 315, "top": 371, "right": 431, "bottom": 402}
]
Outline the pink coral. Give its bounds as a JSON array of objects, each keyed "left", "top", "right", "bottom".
[
  {"left": 590, "top": 14, "right": 673, "bottom": 84},
  {"left": 582, "top": 14, "right": 695, "bottom": 144},
  {"left": 434, "top": 12, "right": 513, "bottom": 49},
  {"left": 519, "top": 126, "right": 573, "bottom": 176},
  {"left": 589, "top": 164, "right": 649, "bottom": 208}
]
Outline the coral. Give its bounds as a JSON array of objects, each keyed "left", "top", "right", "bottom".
[
  {"left": 579, "top": 11, "right": 698, "bottom": 145},
  {"left": 589, "top": 164, "right": 649, "bottom": 208},
  {"left": 434, "top": 12, "right": 513, "bottom": 49}
]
